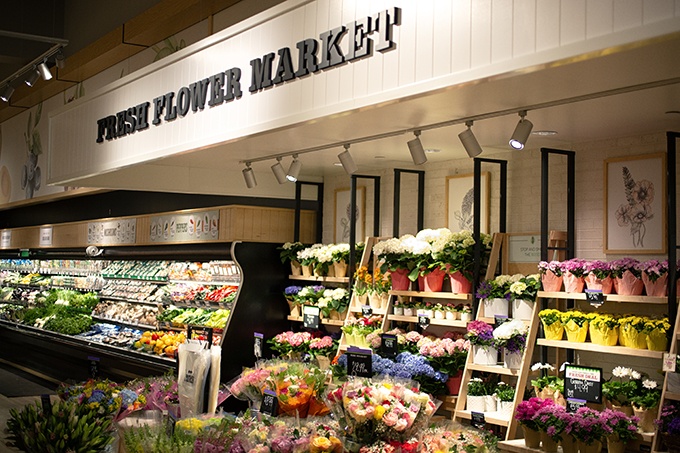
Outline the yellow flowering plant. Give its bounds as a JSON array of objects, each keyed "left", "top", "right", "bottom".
[
  {"left": 560, "top": 310, "right": 593, "bottom": 327},
  {"left": 371, "top": 268, "right": 391, "bottom": 295},
  {"left": 353, "top": 266, "right": 372, "bottom": 296},
  {"left": 538, "top": 309, "right": 562, "bottom": 326}
]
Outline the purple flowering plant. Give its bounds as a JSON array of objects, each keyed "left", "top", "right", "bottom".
[
  {"left": 572, "top": 407, "right": 607, "bottom": 445},
  {"left": 585, "top": 260, "right": 611, "bottom": 279},
  {"left": 538, "top": 261, "right": 563, "bottom": 277},
  {"left": 514, "top": 397, "right": 555, "bottom": 431},
  {"left": 609, "top": 257, "right": 641, "bottom": 278},
  {"left": 600, "top": 408, "right": 640, "bottom": 442},
  {"left": 466, "top": 320, "right": 494, "bottom": 347},
  {"left": 561, "top": 258, "right": 588, "bottom": 278},
  {"left": 533, "top": 404, "right": 569, "bottom": 441},
  {"left": 638, "top": 259, "right": 669, "bottom": 282}
]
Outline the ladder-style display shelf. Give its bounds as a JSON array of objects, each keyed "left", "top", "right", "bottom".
[{"left": 653, "top": 299, "right": 680, "bottom": 452}]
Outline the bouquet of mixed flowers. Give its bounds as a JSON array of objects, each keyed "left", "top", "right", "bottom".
[
  {"left": 492, "top": 319, "right": 528, "bottom": 354},
  {"left": 58, "top": 378, "right": 128, "bottom": 418},
  {"left": 466, "top": 320, "right": 494, "bottom": 347},
  {"left": 417, "top": 421, "right": 498, "bottom": 453}
]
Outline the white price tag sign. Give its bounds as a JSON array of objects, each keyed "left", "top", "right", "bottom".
[{"left": 663, "top": 353, "right": 677, "bottom": 372}]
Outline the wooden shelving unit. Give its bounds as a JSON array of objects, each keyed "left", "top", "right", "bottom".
[{"left": 536, "top": 339, "right": 666, "bottom": 359}]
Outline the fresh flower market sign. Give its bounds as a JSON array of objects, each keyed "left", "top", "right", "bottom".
[{"left": 95, "top": 7, "right": 400, "bottom": 143}]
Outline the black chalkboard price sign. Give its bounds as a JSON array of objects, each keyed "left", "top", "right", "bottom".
[
  {"left": 418, "top": 314, "right": 430, "bottom": 330},
  {"left": 381, "top": 333, "right": 398, "bottom": 359},
  {"left": 261, "top": 389, "right": 279, "bottom": 416},
  {"left": 347, "top": 347, "right": 372, "bottom": 377},
  {"left": 303, "top": 306, "right": 320, "bottom": 329},
  {"left": 361, "top": 305, "right": 373, "bottom": 316},
  {"left": 564, "top": 365, "right": 602, "bottom": 403},
  {"left": 471, "top": 411, "right": 486, "bottom": 429}
]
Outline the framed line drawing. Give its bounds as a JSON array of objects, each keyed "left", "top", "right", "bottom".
[
  {"left": 334, "top": 186, "right": 365, "bottom": 243},
  {"left": 446, "top": 172, "right": 490, "bottom": 234},
  {"left": 603, "top": 153, "right": 666, "bottom": 254}
]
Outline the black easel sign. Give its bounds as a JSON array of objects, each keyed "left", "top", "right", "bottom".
[
  {"left": 261, "top": 389, "right": 278, "bottom": 416},
  {"left": 303, "top": 306, "right": 320, "bottom": 329},
  {"left": 362, "top": 305, "right": 373, "bottom": 316},
  {"left": 564, "top": 365, "right": 602, "bottom": 403},
  {"left": 471, "top": 411, "right": 486, "bottom": 429},
  {"left": 585, "top": 289, "right": 604, "bottom": 307},
  {"left": 346, "top": 347, "right": 372, "bottom": 377},
  {"left": 254, "top": 332, "right": 264, "bottom": 359},
  {"left": 418, "top": 314, "right": 430, "bottom": 330},
  {"left": 380, "top": 333, "right": 398, "bottom": 359}
]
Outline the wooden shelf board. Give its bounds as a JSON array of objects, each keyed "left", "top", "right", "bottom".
[
  {"left": 389, "top": 290, "right": 471, "bottom": 300},
  {"left": 387, "top": 314, "right": 468, "bottom": 327},
  {"left": 286, "top": 315, "right": 344, "bottom": 326},
  {"left": 538, "top": 291, "right": 668, "bottom": 304},
  {"left": 467, "top": 363, "right": 519, "bottom": 376},
  {"left": 536, "top": 338, "right": 665, "bottom": 358},
  {"left": 289, "top": 275, "right": 349, "bottom": 283},
  {"left": 664, "top": 391, "right": 680, "bottom": 401},
  {"left": 455, "top": 409, "right": 509, "bottom": 426},
  {"left": 349, "top": 307, "right": 387, "bottom": 315},
  {"left": 498, "top": 439, "right": 540, "bottom": 453}
]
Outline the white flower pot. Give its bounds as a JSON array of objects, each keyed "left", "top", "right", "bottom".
[
  {"left": 461, "top": 312, "right": 472, "bottom": 322},
  {"left": 445, "top": 311, "right": 455, "bottom": 320},
  {"left": 473, "top": 345, "right": 498, "bottom": 365},
  {"left": 393, "top": 306, "right": 404, "bottom": 315},
  {"left": 668, "top": 372, "right": 680, "bottom": 393},
  {"left": 483, "top": 298, "right": 509, "bottom": 318},
  {"left": 484, "top": 395, "right": 497, "bottom": 412},
  {"left": 503, "top": 350, "right": 523, "bottom": 369},
  {"left": 424, "top": 309, "right": 434, "bottom": 318},
  {"left": 467, "top": 395, "right": 486, "bottom": 412},
  {"left": 498, "top": 401, "right": 514, "bottom": 419},
  {"left": 512, "top": 299, "right": 534, "bottom": 320},
  {"left": 434, "top": 311, "right": 444, "bottom": 319},
  {"left": 403, "top": 308, "right": 414, "bottom": 317}
]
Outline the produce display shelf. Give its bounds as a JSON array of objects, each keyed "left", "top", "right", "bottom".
[
  {"left": 99, "top": 295, "right": 160, "bottom": 305},
  {"left": 537, "top": 291, "right": 670, "bottom": 304},
  {"left": 387, "top": 314, "right": 468, "bottom": 328},
  {"left": 91, "top": 315, "right": 156, "bottom": 331},
  {"left": 455, "top": 410, "right": 509, "bottom": 427},
  {"left": 467, "top": 363, "right": 520, "bottom": 376},
  {"left": 288, "top": 275, "right": 350, "bottom": 283},
  {"left": 160, "top": 299, "right": 234, "bottom": 309},
  {"left": 168, "top": 279, "right": 240, "bottom": 286},
  {"left": 536, "top": 339, "right": 665, "bottom": 359},
  {"left": 389, "top": 290, "right": 472, "bottom": 300},
  {"left": 101, "top": 276, "right": 168, "bottom": 284},
  {"left": 163, "top": 324, "right": 224, "bottom": 334}
]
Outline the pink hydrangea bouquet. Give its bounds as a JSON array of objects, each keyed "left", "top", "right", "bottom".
[{"left": 268, "top": 331, "right": 313, "bottom": 357}]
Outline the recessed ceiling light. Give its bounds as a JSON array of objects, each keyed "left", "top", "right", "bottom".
[
  {"left": 532, "top": 130, "right": 558, "bottom": 136},
  {"left": 425, "top": 149, "right": 440, "bottom": 153},
  {"left": 334, "top": 162, "right": 343, "bottom": 166},
  {"left": 374, "top": 155, "right": 386, "bottom": 159}
]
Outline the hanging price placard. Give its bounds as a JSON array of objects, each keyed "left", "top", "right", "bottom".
[
  {"left": 261, "top": 389, "right": 279, "bottom": 416},
  {"left": 585, "top": 289, "right": 605, "bottom": 307},
  {"left": 346, "top": 347, "right": 372, "bottom": 377},
  {"left": 380, "top": 333, "right": 398, "bottom": 359},
  {"left": 471, "top": 411, "right": 486, "bottom": 429},
  {"left": 303, "top": 306, "right": 320, "bottom": 329},
  {"left": 254, "top": 332, "right": 264, "bottom": 359},
  {"left": 418, "top": 314, "right": 430, "bottom": 330}
]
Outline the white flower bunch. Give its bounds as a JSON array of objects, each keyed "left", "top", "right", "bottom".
[
  {"left": 324, "top": 287, "right": 348, "bottom": 300},
  {"left": 416, "top": 228, "right": 452, "bottom": 244},
  {"left": 297, "top": 247, "right": 316, "bottom": 261},
  {"left": 509, "top": 281, "right": 528, "bottom": 295},
  {"left": 329, "top": 243, "right": 350, "bottom": 260},
  {"left": 493, "top": 319, "right": 529, "bottom": 340},
  {"left": 312, "top": 244, "right": 334, "bottom": 263},
  {"left": 401, "top": 235, "right": 431, "bottom": 255},
  {"left": 612, "top": 366, "right": 632, "bottom": 378},
  {"left": 373, "top": 237, "right": 407, "bottom": 256},
  {"left": 531, "top": 362, "right": 555, "bottom": 372},
  {"left": 494, "top": 274, "right": 513, "bottom": 286}
]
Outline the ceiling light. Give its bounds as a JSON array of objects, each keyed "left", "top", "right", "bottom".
[
  {"left": 242, "top": 162, "right": 257, "bottom": 188},
  {"left": 458, "top": 120, "right": 483, "bottom": 158},
  {"left": 509, "top": 110, "right": 533, "bottom": 150},
  {"left": 338, "top": 144, "right": 358, "bottom": 175},
  {"left": 425, "top": 149, "right": 440, "bottom": 153},
  {"left": 286, "top": 155, "right": 302, "bottom": 182},
  {"left": 25, "top": 68, "right": 40, "bottom": 87},
  {"left": 271, "top": 157, "right": 287, "bottom": 184},
  {"left": 37, "top": 61, "right": 52, "bottom": 81},
  {"left": 532, "top": 130, "right": 558, "bottom": 136},
  {"left": 55, "top": 51, "right": 65, "bottom": 69},
  {"left": 0, "top": 84, "right": 14, "bottom": 102},
  {"left": 407, "top": 130, "right": 427, "bottom": 165}
]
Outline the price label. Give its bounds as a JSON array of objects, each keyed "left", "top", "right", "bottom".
[
  {"left": 663, "top": 353, "right": 677, "bottom": 372},
  {"left": 585, "top": 290, "right": 604, "bottom": 307},
  {"left": 1, "top": 230, "right": 11, "bottom": 248},
  {"left": 261, "top": 389, "right": 279, "bottom": 416},
  {"left": 566, "top": 398, "right": 587, "bottom": 413},
  {"left": 347, "top": 347, "right": 372, "bottom": 377},
  {"left": 303, "top": 306, "right": 320, "bottom": 329},
  {"left": 254, "top": 332, "right": 264, "bottom": 359},
  {"left": 88, "top": 356, "right": 100, "bottom": 378},
  {"left": 418, "top": 314, "right": 430, "bottom": 330},
  {"left": 41, "top": 394, "right": 52, "bottom": 413},
  {"left": 564, "top": 365, "right": 602, "bottom": 403},
  {"left": 494, "top": 315, "right": 509, "bottom": 328},
  {"left": 39, "top": 226, "right": 53, "bottom": 246},
  {"left": 361, "top": 305, "right": 373, "bottom": 316},
  {"left": 380, "top": 333, "right": 398, "bottom": 359},
  {"left": 471, "top": 411, "right": 486, "bottom": 429}
]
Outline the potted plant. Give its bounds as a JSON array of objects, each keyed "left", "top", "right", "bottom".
[
  {"left": 466, "top": 320, "right": 496, "bottom": 365},
  {"left": 538, "top": 260, "right": 564, "bottom": 292},
  {"left": 369, "top": 268, "right": 391, "bottom": 310},
  {"left": 495, "top": 381, "right": 516, "bottom": 418},
  {"left": 533, "top": 403, "right": 569, "bottom": 453},
  {"left": 466, "top": 377, "right": 488, "bottom": 412},
  {"left": 560, "top": 310, "right": 592, "bottom": 342},
  {"left": 328, "top": 243, "right": 350, "bottom": 277},
  {"left": 630, "top": 377, "right": 661, "bottom": 433},
  {"left": 296, "top": 245, "right": 318, "bottom": 277},
  {"left": 412, "top": 228, "right": 453, "bottom": 292},
  {"left": 318, "top": 287, "right": 349, "bottom": 320},
  {"left": 435, "top": 229, "right": 492, "bottom": 294},
  {"left": 492, "top": 319, "right": 528, "bottom": 369},
  {"left": 507, "top": 274, "right": 541, "bottom": 319},
  {"left": 515, "top": 397, "right": 556, "bottom": 448},
  {"left": 618, "top": 315, "right": 648, "bottom": 349},
  {"left": 475, "top": 274, "right": 513, "bottom": 318},
  {"left": 538, "top": 308, "right": 564, "bottom": 340},
  {"left": 308, "top": 335, "right": 337, "bottom": 369},
  {"left": 444, "top": 303, "right": 457, "bottom": 320},
  {"left": 432, "top": 303, "right": 445, "bottom": 319},
  {"left": 643, "top": 317, "right": 671, "bottom": 351},
  {"left": 601, "top": 408, "right": 640, "bottom": 453},
  {"left": 392, "top": 297, "right": 404, "bottom": 315},
  {"left": 373, "top": 236, "right": 416, "bottom": 291},
  {"left": 609, "top": 257, "right": 643, "bottom": 296},
  {"left": 402, "top": 300, "right": 415, "bottom": 317},
  {"left": 589, "top": 313, "right": 619, "bottom": 346},
  {"left": 279, "top": 241, "right": 306, "bottom": 275},
  {"left": 561, "top": 258, "right": 588, "bottom": 293},
  {"left": 418, "top": 337, "right": 469, "bottom": 395},
  {"left": 656, "top": 401, "right": 680, "bottom": 453},
  {"left": 352, "top": 266, "right": 372, "bottom": 307},
  {"left": 584, "top": 260, "right": 614, "bottom": 293},
  {"left": 459, "top": 303, "right": 473, "bottom": 322},
  {"left": 571, "top": 406, "right": 607, "bottom": 453},
  {"left": 638, "top": 259, "right": 668, "bottom": 296},
  {"left": 531, "top": 362, "right": 565, "bottom": 405},
  {"left": 602, "top": 366, "right": 639, "bottom": 415},
  {"left": 311, "top": 243, "right": 334, "bottom": 276},
  {"left": 283, "top": 285, "right": 303, "bottom": 316}
]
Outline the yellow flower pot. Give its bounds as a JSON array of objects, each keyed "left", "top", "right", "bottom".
[
  {"left": 620, "top": 327, "right": 648, "bottom": 349},
  {"left": 565, "top": 319, "right": 588, "bottom": 342},
  {"left": 646, "top": 329, "right": 668, "bottom": 351},
  {"left": 589, "top": 324, "right": 619, "bottom": 346},
  {"left": 542, "top": 321, "right": 564, "bottom": 340}
]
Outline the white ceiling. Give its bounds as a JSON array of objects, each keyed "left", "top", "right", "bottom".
[{"left": 71, "top": 32, "right": 680, "bottom": 192}]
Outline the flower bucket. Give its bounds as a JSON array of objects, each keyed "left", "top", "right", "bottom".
[
  {"left": 646, "top": 329, "right": 668, "bottom": 351},
  {"left": 588, "top": 324, "right": 618, "bottom": 346},
  {"left": 541, "top": 271, "right": 563, "bottom": 292},
  {"left": 497, "top": 401, "right": 514, "bottom": 419},
  {"left": 446, "top": 371, "right": 463, "bottom": 395},
  {"left": 542, "top": 321, "right": 564, "bottom": 341},
  {"left": 482, "top": 298, "right": 509, "bottom": 318},
  {"left": 301, "top": 264, "right": 313, "bottom": 277},
  {"left": 354, "top": 293, "right": 368, "bottom": 308},
  {"left": 565, "top": 319, "right": 589, "bottom": 343},
  {"left": 445, "top": 311, "right": 456, "bottom": 320},
  {"left": 523, "top": 426, "right": 541, "bottom": 448},
  {"left": 563, "top": 271, "right": 585, "bottom": 293},
  {"left": 540, "top": 431, "right": 558, "bottom": 453},
  {"left": 560, "top": 435, "right": 578, "bottom": 453},
  {"left": 633, "top": 405, "right": 657, "bottom": 433},
  {"left": 606, "top": 436, "right": 626, "bottom": 453},
  {"left": 447, "top": 269, "right": 472, "bottom": 294},
  {"left": 615, "top": 270, "right": 644, "bottom": 296},
  {"left": 584, "top": 273, "right": 613, "bottom": 293},
  {"left": 287, "top": 301, "right": 300, "bottom": 317},
  {"left": 473, "top": 345, "right": 498, "bottom": 365},
  {"left": 390, "top": 268, "right": 411, "bottom": 291},
  {"left": 423, "top": 268, "right": 446, "bottom": 292},
  {"left": 642, "top": 272, "right": 667, "bottom": 296},
  {"left": 511, "top": 298, "right": 534, "bottom": 320},
  {"left": 290, "top": 260, "right": 302, "bottom": 276},
  {"left": 503, "top": 350, "right": 523, "bottom": 369},
  {"left": 668, "top": 372, "right": 680, "bottom": 393},
  {"left": 466, "top": 395, "right": 486, "bottom": 412},
  {"left": 393, "top": 306, "right": 403, "bottom": 316},
  {"left": 484, "top": 395, "right": 497, "bottom": 412},
  {"left": 578, "top": 440, "right": 603, "bottom": 453},
  {"left": 369, "top": 293, "right": 382, "bottom": 310},
  {"left": 333, "top": 260, "right": 348, "bottom": 278}
]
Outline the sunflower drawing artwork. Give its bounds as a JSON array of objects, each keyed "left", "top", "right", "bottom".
[{"left": 615, "top": 166, "right": 654, "bottom": 248}]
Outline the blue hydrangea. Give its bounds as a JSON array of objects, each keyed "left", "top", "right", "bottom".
[
  {"left": 87, "top": 389, "right": 105, "bottom": 403},
  {"left": 119, "top": 389, "right": 138, "bottom": 407}
]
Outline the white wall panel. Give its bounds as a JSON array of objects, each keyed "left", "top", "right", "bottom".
[
  {"left": 470, "top": 0, "right": 492, "bottom": 68},
  {"left": 432, "top": 0, "right": 452, "bottom": 78},
  {"left": 561, "top": 0, "right": 587, "bottom": 45},
  {"left": 491, "top": 0, "right": 513, "bottom": 63},
  {"left": 397, "top": 2, "right": 416, "bottom": 88},
  {"left": 586, "top": 0, "right": 614, "bottom": 38},
  {"left": 536, "top": 0, "right": 560, "bottom": 51},
  {"left": 299, "top": 2, "right": 318, "bottom": 113},
  {"left": 643, "top": 0, "right": 675, "bottom": 23},
  {"left": 512, "top": 0, "right": 536, "bottom": 57},
  {"left": 613, "top": 0, "right": 643, "bottom": 30},
  {"left": 414, "top": 1, "right": 434, "bottom": 82},
  {"left": 451, "top": 0, "right": 472, "bottom": 73}
]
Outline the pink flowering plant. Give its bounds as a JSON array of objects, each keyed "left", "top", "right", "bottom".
[
  {"left": 571, "top": 406, "right": 607, "bottom": 445},
  {"left": 267, "top": 331, "right": 313, "bottom": 357},
  {"left": 538, "top": 260, "right": 563, "bottom": 277},
  {"left": 585, "top": 260, "right": 611, "bottom": 279},
  {"left": 638, "top": 259, "right": 669, "bottom": 282},
  {"left": 609, "top": 257, "right": 641, "bottom": 278},
  {"left": 533, "top": 403, "right": 569, "bottom": 441},
  {"left": 561, "top": 258, "right": 588, "bottom": 277},
  {"left": 465, "top": 320, "right": 494, "bottom": 347},
  {"left": 514, "top": 397, "right": 555, "bottom": 431},
  {"left": 601, "top": 408, "right": 640, "bottom": 442},
  {"left": 418, "top": 337, "right": 470, "bottom": 376},
  {"left": 308, "top": 335, "right": 338, "bottom": 359}
]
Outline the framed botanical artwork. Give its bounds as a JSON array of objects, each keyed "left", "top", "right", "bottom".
[
  {"left": 604, "top": 153, "right": 666, "bottom": 254},
  {"left": 334, "top": 186, "right": 365, "bottom": 243},
  {"left": 446, "top": 172, "right": 490, "bottom": 234}
]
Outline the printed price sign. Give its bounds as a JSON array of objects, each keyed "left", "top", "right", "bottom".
[
  {"left": 362, "top": 305, "right": 373, "bottom": 316},
  {"left": 566, "top": 398, "right": 588, "bottom": 413},
  {"left": 381, "top": 333, "right": 398, "bottom": 359},
  {"left": 303, "top": 306, "right": 320, "bottom": 329},
  {"left": 585, "top": 290, "right": 604, "bottom": 307},
  {"left": 254, "top": 332, "right": 264, "bottom": 359},
  {"left": 663, "top": 353, "right": 677, "bottom": 372},
  {"left": 262, "top": 389, "right": 279, "bottom": 416},
  {"left": 347, "top": 347, "right": 372, "bottom": 377},
  {"left": 564, "top": 365, "right": 602, "bottom": 403},
  {"left": 471, "top": 411, "right": 486, "bottom": 429},
  {"left": 1, "top": 230, "right": 11, "bottom": 248},
  {"left": 88, "top": 356, "right": 100, "bottom": 379},
  {"left": 418, "top": 314, "right": 430, "bottom": 330}
]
